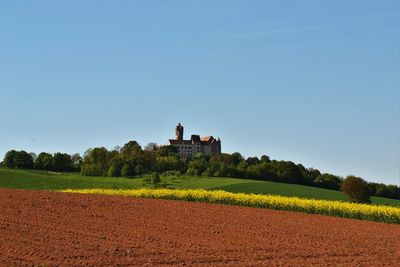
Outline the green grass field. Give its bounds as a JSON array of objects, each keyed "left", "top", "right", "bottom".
[{"left": 1, "top": 168, "right": 399, "bottom": 207}]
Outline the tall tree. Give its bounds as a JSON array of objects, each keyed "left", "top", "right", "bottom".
[
  {"left": 35, "top": 152, "right": 54, "bottom": 170},
  {"left": 2, "top": 150, "right": 34, "bottom": 169}
]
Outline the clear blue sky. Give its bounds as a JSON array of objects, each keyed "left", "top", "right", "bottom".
[{"left": 0, "top": 1, "right": 399, "bottom": 185}]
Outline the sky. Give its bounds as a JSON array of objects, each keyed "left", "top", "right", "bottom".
[{"left": 0, "top": 1, "right": 399, "bottom": 185}]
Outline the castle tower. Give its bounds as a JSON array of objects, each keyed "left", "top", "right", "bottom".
[{"left": 175, "top": 123, "right": 184, "bottom": 140}]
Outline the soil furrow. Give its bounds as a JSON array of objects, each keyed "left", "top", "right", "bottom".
[{"left": 0, "top": 189, "right": 399, "bottom": 266}]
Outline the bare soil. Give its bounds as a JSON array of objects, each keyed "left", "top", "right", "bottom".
[{"left": 0, "top": 189, "right": 399, "bottom": 266}]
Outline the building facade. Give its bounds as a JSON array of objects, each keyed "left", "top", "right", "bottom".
[{"left": 169, "top": 123, "right": 221, "bottom": 158}]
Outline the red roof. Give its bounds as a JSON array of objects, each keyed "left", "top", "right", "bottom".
[{"left": 200, "top": 136, "right": 214, "bottom": 144}]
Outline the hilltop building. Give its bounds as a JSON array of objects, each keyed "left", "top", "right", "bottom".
[{"left": 169, "top": 123, "right": 221, "bottom": 158}]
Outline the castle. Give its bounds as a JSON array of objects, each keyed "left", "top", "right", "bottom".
[{"left": 169, "top": 123, "right": 221, "bottom": 158}]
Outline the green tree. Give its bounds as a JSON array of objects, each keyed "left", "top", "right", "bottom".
[
  {"left": 245, "top": 156, "right": 259, "bottom": 165},
  {"left": 108, "top": 159, "right": 123, "bottom": 177},
  {"left": 3, "top": 150, "right": 34, "bottom": 169},
  {"left": 16, "top": 151, "right": 34, "bottom": 169},
  {"left": 236, "top": 161, "right": 249, "bottom": 177},
  {"left": 260, "top": 155, "right": 270, "bottom": 163},
  {"left": 121, "top": 162, "right": 135, "bottom": 177},
  {"left": 35, "top": 152, "right": 54, "bottom": 170},
  {"left": 186, "top": 156, "right": 208, "bottom": 176},
  {"left": 71, "top": 153, "right": 82, "bottom": 171},
  {"left": 314, "top": 173, "right": 342, "bottom": 190},
  {"left": 247, "top": 162, "right": 275, "bottom": 180},
  {"left": 223, "top": 152, "right": 242, "bottom": 166},
  {"left": 120, "top": 141, "right": 141, "bottom": 158},
  {"left": 30, "top": 153, "right": 37, "bottom": 163},
  {"left": 158, "top": 145, "right": 178, "bottom": 157},
  {"left": 3, "top": 150, "right": 18, "bottom": 169},
  {"left": 81, "top": 147, "right": 110, "bottom": 176},
  {"left": 144, "top": 142, "right": 158, "bottom": 151},
  {"left": 275, "top": 161, "right": 302, "bottom": 183},
  {"left": 301, "top": 167, "right": 321, "bottom": 185},
  {"left": 156, "top": 156, "right": 182, "bottom": 173},
  {"left": 52, "top": 153, "right": 73, "bottom": 172}
]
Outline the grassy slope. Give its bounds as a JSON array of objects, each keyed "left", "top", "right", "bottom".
[{"left": 0, "top": 168, "right": 399, "bottom": 207}]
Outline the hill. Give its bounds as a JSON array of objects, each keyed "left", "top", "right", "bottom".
[{"left": 0, "top": 168, "right": 399, "bottom": 207}]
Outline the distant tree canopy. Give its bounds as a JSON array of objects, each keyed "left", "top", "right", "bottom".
[
  {"left": 3, "top": 150, "right": 34, "bottom": 169},
  {"left": 80, "top": 142, "right": 180, "bottom": 177},
  {"left": 2, "top": 141, "right": 399, "bottom": 200},
  {"left": 314, "top": 173, "right": 343, "bottom": 190},
  {"left": 2, "top": 150, "right": 80, "bottom": 172},
  {"left": 35, "top": 152, "right": 53, "bottom": 170}
]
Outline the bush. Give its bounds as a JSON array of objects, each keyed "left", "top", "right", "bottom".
[
  {"left": 142, "top": 172, "right": 162, "bottom": 187},
  {"left": 152, "top": 172, "right": 161, "bottom": 185},
  {"left": 341, "top": 176, "right": 371, "bottom": 203}
]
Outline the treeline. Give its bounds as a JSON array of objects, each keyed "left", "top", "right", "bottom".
[
  {"left": 2, "top": 150, "right": 82, "bottom": 172},
  {"left": 1, "top": 141, "right": 399, "bottom": 200},
  {"left": 81, "top": 141, "right": 184, "bottom": 176}
]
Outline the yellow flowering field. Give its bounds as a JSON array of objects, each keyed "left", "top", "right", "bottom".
[{"left": 60, "top": 188, "right": 400, "bottom": 224}]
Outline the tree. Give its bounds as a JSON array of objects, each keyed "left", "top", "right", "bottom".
[
  {"left": 247, "top": 162, "right": 275, "bottom": 180},
  {"left": 121, "top": 162, "right": 135, "bottom": 177},
  {"left": 275, "top": 161, "right": 302, "bottom": 183},
  {"left": 340, "top": 176, "right": 371, "bottom": 203},
  {"left": 108, "top": 159, "right": 123, "bottom": 177},
  {"left": 3, "top": 150, "right": 18, "bottom": 168},
  {"left": 158, "top": 145, "right": 178, "bottom": 157},
  {"left": 314, "top": 173, "right": 342, "bottom": 190},
  {"left": 52, "top": 153, "right": 73, "bottom": 172},
  {"left": 121, "top": 141, "right": 141, "bottom": 158},
  {"left": 35, "top": 152, "right": 53, "bottom": 170},
  {"left": 81, "top": 147, "right": 110, "bottom": 176},
  {"left": 228, "top": 152, "right": 243, "bottom": 166},
  {"left": 260, "top": 155, "right": 270, "bottom": 163},
  {"left": 144, "top": 142, "right": 158, "bottom": 151},
  {"left": 186, "top": 156, "right": 208, "bottom": 176},
  {"left": 374, "top": 184, "right": 400, "bottom": 199},
  {"left": 301, "top": 167, "right": 321, "bottom": 185},
  {"left": 71, "top": 153, "right": 82, "bottom": 171},
  {"left": 236, "top": 161, "right": 248, "bottom": 177},
  {"left": 246, "top": 157, "right": 259, "bottom": 165},
  {"left": 2, "top": 150, "right": 34, "bottom": 169},
  {"left": 30, "top": 153, "right": 37, "bottom": 163},
  {"left": 156, "top": 156, "right": 182, "bottom": 173},
  {"left": 17, "top": 151, "right": 34, "bottom": 169}
]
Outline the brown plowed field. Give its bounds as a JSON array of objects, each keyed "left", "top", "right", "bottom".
[{"left": 0, "top": 189, "right": 399, "bottom": 266}]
